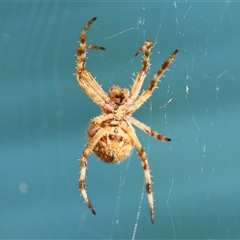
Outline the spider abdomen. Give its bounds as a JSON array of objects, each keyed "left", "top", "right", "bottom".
[{"left": 89, "top": 126, "right": 133, "bottom": 163}]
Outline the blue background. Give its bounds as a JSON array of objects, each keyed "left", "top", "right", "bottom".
[{"left": 1, "top": 1, "right": 240, "bottom": 239}]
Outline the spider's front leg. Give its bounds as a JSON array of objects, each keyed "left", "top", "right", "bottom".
[
  {"left": 77, "top": 17, "right": 105, "bottom": 72},
  {"left": 79, "top": 128, "right": 106, "bottom": 215},
  {"left": 130, "top": 41, "right": 153, "bottom": 102},
  {"left": 76, "top": 17, "right": 112, "bottom": 109},
  {"left": 130, "top": 49, "right": 179, "bottom": 113}
]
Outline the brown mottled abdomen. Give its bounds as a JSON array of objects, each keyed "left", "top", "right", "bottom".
[{"left": 88, "top": 122, "right": 133, "bottom": 163}]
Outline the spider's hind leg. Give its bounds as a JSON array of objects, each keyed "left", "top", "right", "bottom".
[
  {"left": 79, "top": 128, "right": 106, "bottom": 215},
  {"left": 123, "top": 124, "right": 155, "bottom": 223}
]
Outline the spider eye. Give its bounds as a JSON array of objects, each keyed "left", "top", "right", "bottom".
[{"left": 113, "top": 93, "right": 125, "bottom": 104}]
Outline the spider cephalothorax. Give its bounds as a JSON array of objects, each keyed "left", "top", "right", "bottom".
[
  {"left": 109, "top": 86, "right": 130, "bottom": 106},
  {"left": 76, "top": 17, "right": 178, "bottom": 223}
]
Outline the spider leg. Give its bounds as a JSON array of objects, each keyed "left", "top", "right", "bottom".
[
  {"left": 123, "top": 124, "right": 155, "bottom": 223},
  {"left": 77, "top": 17, "right": 105, "bottom": 72},
  {"left": 76, "top": 17, "right": 112, "bottom": 110},
  {"left": 129, "top": 41, "right": 153, "bottom": 102},
  {"left": 127, "top": 116, "right": 171, "bottom": 142},
  {"left": 79, "top": 71, "right": 113, "bottom": 111},
  {"left": 79, "top": 127, "right": 106, "bottom": 215},
  {"left": 129, "top": 49, "right": 178, "bottom": 113}
]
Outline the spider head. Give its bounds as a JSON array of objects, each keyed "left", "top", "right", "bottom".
[{"left": 109, "top": 86, "right": 129, "bottom": 105}]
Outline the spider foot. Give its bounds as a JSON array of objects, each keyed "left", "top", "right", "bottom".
[
  {"left": 87, "top": 45, "right": 105, "bottom": 51},
  {"left": 134, "top": 41, "right": 153, "bottom": 57},
  {"left": 88, "top": 204, "right": 96, "bottom": 215}
]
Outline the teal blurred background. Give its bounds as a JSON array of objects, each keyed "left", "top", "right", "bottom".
[{"left": 1, "top": 1, "right": 240, "bottom": 239}]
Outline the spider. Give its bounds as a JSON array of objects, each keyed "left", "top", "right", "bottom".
[{"left": 76, "top": 17, "right": 178, "bottom": 223}]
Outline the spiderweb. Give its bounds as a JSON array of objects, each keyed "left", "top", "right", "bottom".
[{"left": 1, "top": 1, "right": 240, "bottom": 239}]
